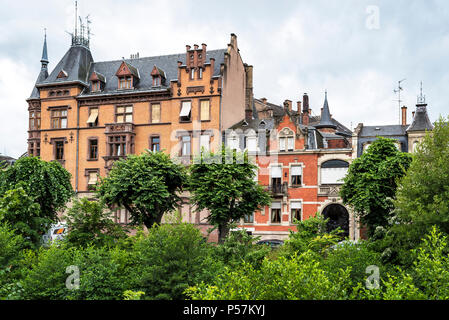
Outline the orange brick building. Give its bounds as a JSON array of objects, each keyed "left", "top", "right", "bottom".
[{"left": 27, "top": 30, "right": 250, "bottom": 230}]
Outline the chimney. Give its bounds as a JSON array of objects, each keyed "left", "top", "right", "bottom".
[
  {"left": 230, "top": 33, "right": 238, "bottom": 49},
  {"left": 302, "top": 93, "right": 309, "bottom": 112},
  {"left": 194, "top": 44, "right": 199, "bottom": 50},
  {"left": 177, "top": 61, "right": 182, "bottom": 83},
  {"left": 401, "top": 106, "right": 407, "bottom": 125},
  {"left": 245, "top": 65, "right": 254, "bottom": 121},
  {"left": 302, "top": 93, "right": 310, "bottom": 126},
  {"left": 261, "top": 97, "right": 267, "bottom": 105},
  {"left": 412, "top": 111, "right": 415, "bottom": 118},
  {"left": 186, "top": 45, "right": 192, "bottom": 67},
  {"left": 297, "top": 101, "right": 301, "bottom": 112},
  {"left": 209, "top": 58, "right": 215, "bottom": 80},
  {"left": 201, "top": 43, "right": 207, "bottom": 64},
  {"left": 284, "top": 100, "right": 292, "bottom": 112}
]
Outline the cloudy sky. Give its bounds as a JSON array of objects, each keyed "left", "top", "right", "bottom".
[{"left": 1, "top": 0, "right": 448, "bottom": 158}]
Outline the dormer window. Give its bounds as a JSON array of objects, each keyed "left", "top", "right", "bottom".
[
  {"left": 153, "top": 76, "right": 161, "bottom": 86},
  {"left": 118, "top": 76, "right": 132, "bottom": 89},
  {"left": 279, "top": 128, "right": 295, "bottom": 152},
  {"left": 92, "top": 81, "right": 100, "bottom": 92},
  {"left": 116, "top": 61, "right": 139, "bottom": 90},
  {"left": 150, "top": 65, "right": 165, "bottom": 87},
  {"left": 57, "top": 70, "right": 68, "bottom": 79}
]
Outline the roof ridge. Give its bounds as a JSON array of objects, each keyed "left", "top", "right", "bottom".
[{"left": 92, "top": 48, "right": 227, "bottom": 65}]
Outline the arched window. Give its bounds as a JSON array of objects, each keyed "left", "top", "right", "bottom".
[
  {"left": 278, "top": 128, "right": 295, "bottom": 152},
  {"left": 320, "top": 160, "right": 349, "bottom": 185}
]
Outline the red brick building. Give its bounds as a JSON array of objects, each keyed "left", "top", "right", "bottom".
[{"left": 229, "top": 92, "right": 359, "bottom": 241}]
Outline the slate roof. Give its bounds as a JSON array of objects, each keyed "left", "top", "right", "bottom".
[
  {"left": 407, "top": 104, "right": 434, "bottom": 132},
  {"left": 360, "top": 125, "right": 408, "bottom": 137},
  {"left": 29, "top": 44, "right": 226, "bottom": 98},
  {"left": 81, "top": 49, "right": 226, "bottom": 97},
  {"left": 314, "top": 93, "right": 336, "bottom": 129}
]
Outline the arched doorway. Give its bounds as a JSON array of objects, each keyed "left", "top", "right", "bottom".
[{"left": 322, "top": 204, "right": 349, "bottom": 238}]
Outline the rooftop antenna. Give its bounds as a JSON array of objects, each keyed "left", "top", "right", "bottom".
[
  {"left": 394, "top": 79, "right": 406, "bottom": 125},
  {"left": 86, "top": 14, "right": 93, "bottom": 45},
  {"left": 74, "top": 1, "right": 78, "bottom": 39}
]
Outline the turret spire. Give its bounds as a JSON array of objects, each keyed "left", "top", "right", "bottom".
[
  {"left": 315, "top": 90, "right": 336, "bottom": 129},
  {"left": 40, "top": 28, "right": 49, "bottom": 69}
]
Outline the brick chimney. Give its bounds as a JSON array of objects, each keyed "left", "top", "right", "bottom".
[
  {"left": 261, "top": 97, "right": 267, "bottom": 105},
  {"left": 297, "top": 101, "right": 302, "bottom": 112},
  {"left": 302, "top": 93, "right": 310, "bottom": 126},
  {"left": 284, "top": 99, "right": 292, "bottom": 112},
  {"left": 245, "top": 64, "right": 254, "bottom": 121},
  {"left": 401, "top": 106, "right": 407, "bottom": 125}
]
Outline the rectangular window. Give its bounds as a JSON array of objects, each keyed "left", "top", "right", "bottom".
[
  {"left": 87, "top": 171, "right": 98, "bottom": 187},
  {"left": 198, "top": 68, "right": 203, "bottom": 79},
  {"left": 151, "top": 104, "right": 161, "bottom": 123},
  {"left": 119, "top": 76, "right": 132, "bottom": 89},
  {"left": 55, "top": 141, "right": 64, "bottom": 160},
  {"left": 271, "top": 202, "right": 281, "bottom": 224},
  {"left": 200, "top": 100, "right": 210, "bottom": 121},
  {"left": 92, "top": 81, "right": 100, "bottom": 92},
  {"left": 89, "top": 139, "right": 98, "bottom": 160},
  {"left": 181, "top": 135, "right": 191, "bottom": 156},
  {"left": 190, "top": 68, "right": 195, "bottom": 80},
  {"left": 36, "top": 142, "right": 40, "bottom": 157},
  {"left": 180, "top": 101, "right": 192, "bottom": 122},
  {"left": 152, "top": 76, "right": 161, "bottom": 86},
  {"left": 243, "top": 213, "right": 254, "bottom": 224},
  {"left": 271, "top": 166, "right": 282, "bottom": 194},
  {"left": 151, "top": 136, "right": 160, "bottom": 152},
  {"left": 116, "top": 106, "right": 133, "bottom": 123},
  {"left": 51, "top": 109, "right": 68, "bottom": 129},
  {"left": 247, "top": 136, "right": 257, "bottom": 152},
  {"left": 87, "top": 108, "right": 99, "bottom": 127},
  {"left": 200, "top": 135, "right": 210, "bottom": 152},
  {"left": 108, "top": 135, "right": 127, "bottom": 156},
  {"left": 291, "top": 202, "right": 302, "bottom": 222},
  {"left": 291, "top": 165, "right": 302, "bottom": 186},
  {"left": 279, "top": 137, "right": 286, "bottom": 151},
  {"left": 287, "top": 137, "right": 294, "bottom": 151}
]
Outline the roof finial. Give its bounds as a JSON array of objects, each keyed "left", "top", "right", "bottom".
[
  {"left": 40, "top": 28, "right": 49, "bottom": 69},
  {"left": 418, "top": 81, "right": 426, "bottom": 104}
]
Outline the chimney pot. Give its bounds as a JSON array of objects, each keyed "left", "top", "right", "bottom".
[
  {"left": 194, "top": 44, "right": 199, "bottom": 50},
  {"left": 401, "top": 106, "right": 407, "bottom": 126},
  {"left": 261, "top": 97, "right": 267, "bottom": 104},
  {"left": 302, "top": 93, "right": 309, "bottom": 111}
]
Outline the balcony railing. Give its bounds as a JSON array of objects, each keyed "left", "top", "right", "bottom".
[
  {"left": 318, "top": 185, "right": 342, "bottom": 197},
  {"left": 267, "top": 182, "right": 288, "bottom": 197}
]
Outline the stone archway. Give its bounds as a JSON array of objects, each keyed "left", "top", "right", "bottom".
[{"left": 322, "top": 204, "right": 349, "bottom": 238}]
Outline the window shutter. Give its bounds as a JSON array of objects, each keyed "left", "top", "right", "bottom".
[
  {"left": 287, "top": 137, "right": 294, "bottom": 150},
  {"left": 152, "top": 104, "right": 161, "bottom": 123},
  {"left": 180, "top": 101, "right": 191, "bottom": 117},
  {"left": 271, "top": 166, "right": 282, "bottom": 178},
  {"left": 291, "top": 201, "right": 301, "bottom": 209},
  {"left": 291, "top": 165, "right": 302, "bottom": 176},
  {"left": 321, "top": 167, "right": 348, "bottom": 184},
  {"left": 200, "top": 100, "right": 210, "bottom": 121},
  {"left": 271, "top": 202, "right": 282, "bottom": 209}
]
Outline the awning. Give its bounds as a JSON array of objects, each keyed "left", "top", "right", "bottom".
[
  {"left": 271, "top": 166, "right": 282, "bottom": 178},
  {"left": 291, "top": 165, "right": 302, "bottom": 176},
  {"left": 180, "top": 102, "right": 191, "bottom": 117},
  {"left": 87, "top": 109, "right": 98, "bottom": 124},
  {"left": 271, "top": 202, "right": 282, "bottom": 209}
]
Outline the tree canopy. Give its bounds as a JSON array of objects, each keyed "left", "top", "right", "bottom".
[
  {"left": 0, "top": 156, "right": 73, "bottom": 221},
  {"left": 340, "top": 137, "right": 412, "bottom": 236},
  {"left": 189, "top": 148, "right": 271, "bottom": 243},
  {"left": 96, "top": 150, "right": 187, "bottom": 229}
]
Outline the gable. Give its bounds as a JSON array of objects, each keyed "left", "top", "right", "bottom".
[{"left": 57, "top": 70, "right": 68, "bottom": 78}]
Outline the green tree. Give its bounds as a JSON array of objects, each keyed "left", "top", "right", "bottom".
[
  {"left": 130, "top": 222, "right": 222, "bottom": 300},
  {"left": 0, "top": 156, "right": 73, "bottom": 222},
  {"left": 340, "top": 137, "right": 412, "bottom": 236},
  {"left": 189, "top": 148, "right": 271, "bottom": 243},
  {"left": 64, "top": 198, "right": 127, "bottom": 248},
  {"left": 0, "top": 187, "right": 46, "bottom": 249},
  {"left": 96, "top": 151, "right": 187, "bottom": 229},
  {"left": 391, "top": 117, "right": 449, "bottom": 250}
]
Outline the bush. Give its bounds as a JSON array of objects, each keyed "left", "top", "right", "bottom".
[
  {"left": 186, "top": 251, "right": 352, "bottom": 300},
  {"left": 130, "top": 222, "right": 222, "bottom": 300},
  {"left": 64, "top": 198, "right": 127, "bottom": 248},
  {"left": 213, "top": 229, "right": 270, "bottom": 269}
]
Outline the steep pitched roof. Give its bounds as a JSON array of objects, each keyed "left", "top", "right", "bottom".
[
  {"left": 80, "top": 49, "right": 226, "bottom": 96},
  {"left": 314, "top": 92, "right": 337, "bottom": 129},
  {"left": 39, "top": 45, "right": 94, "bottom": 86},
  {"left": 407, "top": 104, "right": 434, "bottom": 132}
]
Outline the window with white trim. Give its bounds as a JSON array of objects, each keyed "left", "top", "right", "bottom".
[
  {"left": 291, "top": 201, "right": 302, "bottom": 223},
  {"left": 271, "top": 202, "right": 281, "bottom": 224},
  {"left": 320, "top": 160, "right": 349, "bottom": 185},
  {"left": 291, "top": 165, "right": 302, "bottom": 186}
]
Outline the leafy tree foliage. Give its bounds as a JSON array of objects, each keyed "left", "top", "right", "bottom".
[
  {"left": 0, "top": 157, "right": 73, "bottom": 221},
  {"left": 186, "top": 251, "right": 352, "bottom": 300},
  {"left": 189, "top": 148, "right": 271, "bottom": 243},
  {"left": 340, "top": 137, "right": 412, "bottom": 236},
  {"left": 0, "top": 187, "right": 47, "bottom": 249},
  {"left": 96, "top": 151, "right": 187, "bottom": 229},
  {"left": 64, "top": 198, "right": 127, "bottom": 248},
  {"left": 389, "top": 117, "right": 449, "bottom": 253},
  {"left": 129, "top": 222, "right": 222, "bottom": 300}
]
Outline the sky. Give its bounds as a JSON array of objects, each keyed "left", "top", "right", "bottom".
[{"left": 1, "top": 0, "right": 448, "bottom": 158}]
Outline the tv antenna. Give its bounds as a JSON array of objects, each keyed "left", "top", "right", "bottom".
[{"left": 394, "top": 79, "right": 406, "bottom": 125}]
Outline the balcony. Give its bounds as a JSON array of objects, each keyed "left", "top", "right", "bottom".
[
  {"left": 318, "top": 185, "right": 342, "bottom": 197},
  {"left": 105, "top": 123, "right": 135, "bottom": 134},
  {"left": 267, "top": 182, "right": 288, "bottom": 197}
]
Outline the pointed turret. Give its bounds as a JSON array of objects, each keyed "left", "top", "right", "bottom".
[
  {"left": 28, "top": 31, "right": 50, "bottom": 99},
  {"left": 407, "top": 83, "right": 433, "bottom": 132},
  {"left": 314, "top": 91, "right": 336, "bottom": 129}
]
